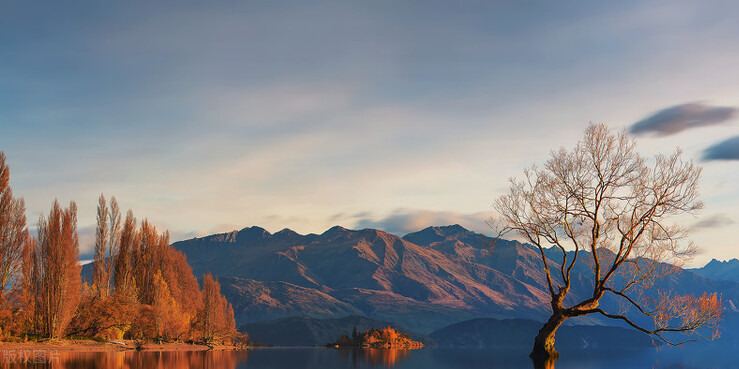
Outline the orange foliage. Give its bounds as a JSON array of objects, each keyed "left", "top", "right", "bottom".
[
  {"left": 0, "top": 152, "right": 27, "bottom": 302},
  {"left": 19, "top": 231, "right": 37, "bottom": 332},
  {"left": 0, "top": 154, "right": 236, "bottom": 343},
  {"left": 160, "top": 245, "right": 202, "bottom": 320},
  {"left": 336, "top": 327, "right": 422, "bottom": 349},
  {"left": 68, "top": 285, "right": 139, "bottom": 340},
  {"left": 34, "top": 200, "right": 82, "bottom": 338},
  {"left": 0, "top": 350, "right": 247, "bottom": 369},
  {"left": 195, "top": 273, "right": 236, "bottom": 343},
  {"left": 100, "top": 212, "right": 209, "bottom": 342},
  {"left": 0, "top": 152, "right": 28, "bottom": 337},
  {"left": 113, "top": 210, "right": 138, "bottom": 296},
  {"left": 92, "top": 194, "right": 122, "bottom": 299},
  {"left": 363, "top": 349, "right": 411, "bottom": 367},
  {"left": 152, "top": 271, "right": 189, "bottom": 341}
]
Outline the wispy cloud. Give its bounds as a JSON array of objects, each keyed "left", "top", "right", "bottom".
[
  {"left": 690, "top": 214, "right": 735, "bottom": 231},
  {"left": 703, "top": 135, "right": 739, "bottom": 161},
  {"left": 354, "top": 209, "right": 491, "bottom": 236},
  {"left": 629, "top": 103, "right": 735, "bottom": 136}
]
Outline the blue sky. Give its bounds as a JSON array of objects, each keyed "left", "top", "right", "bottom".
[{"left": 2, "top": 1, "right": 738, "bottom": 265}]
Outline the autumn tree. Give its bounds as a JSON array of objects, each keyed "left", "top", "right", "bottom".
[
  {"left": 92, "top": 194, "right": 121, "bottom": 298},
  {"left": 0, "top": 151, "right": 219, "bottom": 342},
  {"left": 132, "top": 220, "right": 165, "bottom": 305},
  {"left": 68, "top": 284, "right": 140, "bottom": 340},
  {"left": 493, "top": 124, "right": 722, "bottom": 362},
  {"left": 0, "top": 152, "right": 27, "bottom": 301},
  {"left": 35, "top": 200, "right": 82, "bottom": 338},
  {"left": 159, "top": 243, "right": 202, "bottom": 325},
  {"left": 105, "top": 212, "right": 203, "bottom": 342},
  {"left": 113, "top": 210, "right": 138, "bottom": 296},
  {"left": 151, "top": 271, "right": 188, "bottom": 341},
  {"left": 92, "top": 194, "right": 108, "bottom": 298},
  {"left": 20, "top": 231, "right": 37, "bottom": 333},
  {"left": 197, "top": 273, "right": 235, "bottom": 344},
  {"left": 105, "top": 198, "right": 121, "bottom": 292},
  {"left": 72, "top": 196, "right": 137, "bottom": 340}
]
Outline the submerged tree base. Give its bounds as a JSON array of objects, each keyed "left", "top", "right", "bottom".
[
  {"left": 529, "top": 340, "right": 559, "bottom": 369},
  {"left": 529, "top": 311, "right": 565, "bottom": 364}
]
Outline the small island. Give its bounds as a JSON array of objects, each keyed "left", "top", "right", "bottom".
[{"left": 326, "top": 327, "right": 424, "bottom": 349}]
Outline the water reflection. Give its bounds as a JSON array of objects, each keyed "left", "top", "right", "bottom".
[
  {"left": 0, "top": 346, "right": 735, "bottom": 369},
  {"left": 336, "top": 349, "right": 412, "bottom": 367},
  {"left": 0, "top": 350, "right": 248, "bottom": 369},
  {"left": 531, "top": 356, "right": 555, "bottom": 369}
]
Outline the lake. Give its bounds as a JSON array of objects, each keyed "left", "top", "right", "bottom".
[{"left": 0, "top": 346, "right": 736, "bottom": 369}]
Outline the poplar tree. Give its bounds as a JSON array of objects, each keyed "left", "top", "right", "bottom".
[
  {"left": 92, "top": 194, "right": 122, "bottom": 297},
  {"left": 198, "top": 273, "right": 235, "bottom": 343},
  {"left": 36, "top": 200, "right": 82, "bottom": 338},
  {"left": 0, "top": 152, "right": 27, "bottom": 301},
  {"left": 92, "top": 195, "right": 108, "bottom": 297},
  {"left": 113, "top": 210, "right": 137, "bottom": 296}
]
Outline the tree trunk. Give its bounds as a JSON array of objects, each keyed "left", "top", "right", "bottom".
[{"left": 530, "top": 312, "right": 567, "bottom": 362}]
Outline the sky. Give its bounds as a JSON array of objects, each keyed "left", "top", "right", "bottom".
[{"left": 1, "top": 1, "right": 738, "bottom": 266}]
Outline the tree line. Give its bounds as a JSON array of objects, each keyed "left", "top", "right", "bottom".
[{"left": 0, "top": 152, "right": 237, "bottom": 343}]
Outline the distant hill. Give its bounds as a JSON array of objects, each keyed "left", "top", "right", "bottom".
[
  {"left": 240, "top": 315, "right": 433, "bottom": 347},
  {"left": 692, "top": 259, "right": 739, "bottom": 282},
  {"left": 429, "top": 318, "right": 655, "bottom": 349},
  {"left": 172, "top": 224, "right": 739, "bottom": 336}
]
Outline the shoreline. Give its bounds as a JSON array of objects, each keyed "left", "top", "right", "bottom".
[{"left": 0, "top": 340, "right": 236, "bottom": 352}]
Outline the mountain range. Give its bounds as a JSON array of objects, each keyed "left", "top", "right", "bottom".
[
  {"left": 691, "top": 258, "right": 739, "bottom": 282},
  {"left": 172, "top": 225, "right": 739, "bottom": 336}
]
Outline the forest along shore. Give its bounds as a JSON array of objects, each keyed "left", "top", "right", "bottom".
[{"left": 0, "top": 340, "right": 238, "bottom": 352}]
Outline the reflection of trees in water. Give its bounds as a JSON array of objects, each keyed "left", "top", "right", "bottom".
[
  {"left": 531, "top": 356, "right": 555, "bottom": 369},
  {"left": 0, "top": 350, "right": 249, "bottom": 369},
  {"left": 123, "top": 351, "right": 244, "bottom": 369},
  {"left": 336, "top": 349, "right": 411, "bottom": 368},
  {"left": 364, "top": 349, "right": 410, "bottom": 367}
]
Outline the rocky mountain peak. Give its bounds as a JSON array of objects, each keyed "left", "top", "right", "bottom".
[
  {"left": 236, "top": 226, "right": 272, "bottom": 243},
  {"left": 403, "top": 224, "right": 474, "bottom": 246}
]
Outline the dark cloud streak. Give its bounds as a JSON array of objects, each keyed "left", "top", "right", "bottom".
[
  {"left": 703, "top": 135, "right": 739, "bottom": 161},
  {"left": 630, "top": 103, "right": 735, "bottom": 136}
]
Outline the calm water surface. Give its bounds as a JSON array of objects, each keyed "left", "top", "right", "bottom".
[{"left": 1, "top": 346, "right": 736, "bottom": 369}]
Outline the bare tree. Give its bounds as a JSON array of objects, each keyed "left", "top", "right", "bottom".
[
  {"left": 0, "top": 152, "right": 27, "bottom": 300},
  {"left": 493, "top": 124, "right": 722, "bottom": 361}
]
